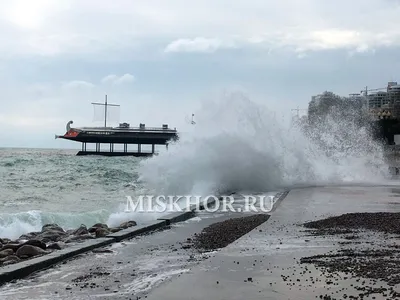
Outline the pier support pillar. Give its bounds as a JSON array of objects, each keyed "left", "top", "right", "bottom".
[
  {"left": 138, "top": 144, "right": 141, "bottom": 153},
  {"left": 96, "top": 143, "right": 100, "bottom": 152},
  {"left": 152, "top": 144, "right": 155, "bottom": 154},
  {"left": 110, "top": 143, "right": 114, "bottom": 153},
  {"left": 124, "top": 144, "right": 127, "bottom": 153}
]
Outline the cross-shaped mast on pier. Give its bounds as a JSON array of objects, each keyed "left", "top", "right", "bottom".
[{"left": 91, "top": 95, "right": 120, "bottom": 128}]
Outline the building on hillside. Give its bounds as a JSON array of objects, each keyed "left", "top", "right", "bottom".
[
  {"left": 388, "top": 82, "right": 400, "bottom": 117},
  {"left": 366, "top": 82, "right": 400, "bottom": 120},
  {"left": 367, "top": 91, "right": 388, "bottom": 108},
  {"left": 345, "top": 93, "right": 367, "bottom": 112}
]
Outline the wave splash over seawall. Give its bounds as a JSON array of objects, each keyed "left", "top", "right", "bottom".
[
  {"left": 139, "top": 92, "right": 389, "bottom": 195},
  {"left": 0, "top": 92, "right": 390, "bottom": 240}
]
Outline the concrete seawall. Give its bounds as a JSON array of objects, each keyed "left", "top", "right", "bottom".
[{"left": 0, "top": 197, "right": 217, "bottom": 285}]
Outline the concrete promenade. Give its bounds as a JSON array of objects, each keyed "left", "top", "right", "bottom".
[
  {"left": 146, "top": 185, "right": 400, "bottom": 300},
  {"left": 2, "top": 186, "right": 400, "bottom": 299}
]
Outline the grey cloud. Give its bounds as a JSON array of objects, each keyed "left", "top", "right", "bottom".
[
  {"left": 101, "top": 74, "right": 135, "bottom": 85},
  {"left": 0, "top": 0, "right": 400, "bottom": 57},
  {"left": 62, "top": 80, "right": 95, "bottom": 89},
  {"left": 0, "top": 1, "right": 400, "bottom": 148},
  {"left": 164, "top": 38, "right": 237, "bottom": 53}
]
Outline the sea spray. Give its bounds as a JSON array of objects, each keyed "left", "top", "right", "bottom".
[
  {"left": 0, "top": 93, "right": 391, "bottom": 240},
  {"left": 138, "top": 92, "right": 389, "bottom": 196}
]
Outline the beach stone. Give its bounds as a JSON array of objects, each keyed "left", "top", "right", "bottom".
[
  {"left": 73, "top": 225, "right": 89, "bottom": 236},
  {"left": 303, "top": 212, "right": 400, "bottom": 234},
  {"left": 0, "top": 249, "right": 14, "bottom": 258},
  {"left": 95, "top": 228, "right": 110, "bottom": 238},
  {"left": 65, "top": 229, "right": 75, "bottom": 235},
  {"left": 42, "top": 224, "right": 65, "bottom": 233},
  {"left": 1, "top": 243, "right": 21, "bottom": 252},
  {"left": 65, "top": 234, "right": 94, "bottom": 243},
  {"left": 19, "top": 232, "right": 40, "bottom": 240},
  {"left": 119, "top": 221, "right": 137, "bottom": 229},
  {"left": 2, "top": 260, "right": 19, "bottom": 266},
  {"left": 0, "top": 255, "right": 20, "bottom": 264},
  {"left": 89, "top": 223, "right": 109, "bottom": 233},
  {"left": 16, "top": 239, "right": 28, "bottom": 244},
  {"left": 1, "top": 238, "right": 11, "bottom": 244},
  {"left": 16, "top": 245, "right": 47, "bottom": 258},
  {"left": 191, "top": 215, "right": 270, "bottom": 251},
  {"left": 47, "top": 242, "right": 64, "bottom": 250},
  {"left": 109, "top": 227, "right": 122, "bottom": 233},
  {"left": 37, "top": 230, "right": 65, "bottom": 243},
  {"left": 23, "top": 239, "right": 46, "bottom": 250},
  {"left": 64, "top": 236, "right": 75, "bottom": 244}
]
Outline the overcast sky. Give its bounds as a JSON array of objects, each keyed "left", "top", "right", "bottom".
[{"left": 1, "top": 0, "right": 399, "bottom": 148}]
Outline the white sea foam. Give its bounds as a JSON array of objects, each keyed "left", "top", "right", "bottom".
[
  {"left": 0, "top": 210, "right": 110, "bottom": 239},
  {"left": 138, "top": 91, "right": 389, "bottom": 196}
]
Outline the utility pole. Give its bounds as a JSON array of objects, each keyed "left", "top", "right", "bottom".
[{"left": 104, "top": 95, "right": 107, "bottom": 128}]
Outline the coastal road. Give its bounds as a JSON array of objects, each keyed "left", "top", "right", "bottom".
[{"left": 1, "top": 185, "right": 400, "bottom": 299}]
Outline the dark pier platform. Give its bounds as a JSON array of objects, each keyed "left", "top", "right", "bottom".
[
  {"left": 56, "top": 121, "right": 178, "bottom": 157},
  {"left": 76, "top": 151, "right": 154, "bottom": 157}
]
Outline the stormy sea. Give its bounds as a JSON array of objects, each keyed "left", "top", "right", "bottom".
[{"left": 0, "top": 93, "right": 393, "bottom": 240}]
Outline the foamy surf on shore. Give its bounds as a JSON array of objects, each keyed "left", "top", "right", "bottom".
[{"left": 0, "top": 150, "right": 162, "bottom": 239}]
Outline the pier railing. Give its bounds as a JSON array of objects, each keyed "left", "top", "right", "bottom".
[{"left": 79, "top": 126, "right": 177, "bottom": 133}]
